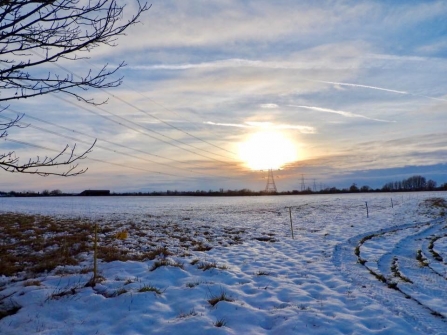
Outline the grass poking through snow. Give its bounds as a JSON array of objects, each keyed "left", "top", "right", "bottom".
[
  {"left": 150, "top": 259, "right": 184, "bottom": 272},
  {"left": 214, "top": 317, "right": 227, "bottom": 327},
  {"left": 138, "top": 284, "right": 163, "bottom": 294},
  {"left": 207, "top": 289, "right": 234, "bottom": 307}
]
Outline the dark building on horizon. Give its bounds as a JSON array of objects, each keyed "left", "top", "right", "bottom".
[{"left": 79, "top": 190, "right": 110, "bottom": 196}]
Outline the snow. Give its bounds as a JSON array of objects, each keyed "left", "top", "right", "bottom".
[{"left": 1, "top": 193, "right": 447, "bottom": 334}]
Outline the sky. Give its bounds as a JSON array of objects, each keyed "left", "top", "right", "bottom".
[{"left": 1, "top": 0, "right": 447, "bottom": 193}]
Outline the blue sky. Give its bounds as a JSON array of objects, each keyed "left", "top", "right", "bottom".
[{"left": 1, "top": 0, "right": 447, "bottom": 192}]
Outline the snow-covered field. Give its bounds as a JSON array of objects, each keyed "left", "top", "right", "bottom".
[{"left": 1, "top": 193, "right": 447, "bottom": 334}]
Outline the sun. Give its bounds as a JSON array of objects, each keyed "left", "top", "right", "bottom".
[{"left": 238, "top": 131, "right": 298, "bottom": 170}]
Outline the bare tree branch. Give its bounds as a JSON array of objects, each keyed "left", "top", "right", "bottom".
[
  {"left": 0, "top": 0, "right": 150, "bottom": 177},
  {"left": 0, "top": 105, "right": 25, "bottom": 138},
  {"left": 0, "top": 139, "right": 96, "bottom": 176}
]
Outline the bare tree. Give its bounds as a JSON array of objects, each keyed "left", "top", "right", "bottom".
[{"left": 0, "top": 0, "right": 149, "bottom": 176}]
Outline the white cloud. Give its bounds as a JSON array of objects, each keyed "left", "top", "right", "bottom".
[
  {"left": 4, "top": 0, "right": 447, "bottom": 192},
  {"left": 260, "top": 104, "right": 278, "bottom": 109},
  {"left": 203, "top": 121, "right": 250, "bottom": 128},
  {"left": 417, "top": 40, "right": 447, "bottom": 55},
  {"left": 312, "top": 80, "right": 447, "bottom": 102},
  {"left": 126, "top": 45, "right": 368, "bottom": 72},
  {"left": 204, "top": 121, "right": 315, "bottom": 134},
  {"left": 289, "top": 105, "right": 395, "bottom": 123},
  {"left": 312, "top": 80, "right": 408, "bottom": 95}
]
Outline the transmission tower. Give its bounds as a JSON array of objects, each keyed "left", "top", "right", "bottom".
[
  {"left": 300, "top": 174, "right": 306, "bottom": 191},
  {"left": 313, "top": 179, "right": 317, "bottom": 192},
  {"left": 265, "top": 169, "right": 277, "bottom": 193}
]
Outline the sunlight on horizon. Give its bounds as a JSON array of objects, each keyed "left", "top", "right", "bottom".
[{"left": 238, "top": 130, "right": 298, "bottom": 170}]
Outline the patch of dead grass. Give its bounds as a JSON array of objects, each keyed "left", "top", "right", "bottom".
[
  {"left": 0, "top": 213, "right": 91, "bottom": 276},
  {"left": 0, "top": 213, "right": 248, "bottom": 278}
]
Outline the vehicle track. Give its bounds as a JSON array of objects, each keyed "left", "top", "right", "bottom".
[{"left": 333, "top": 219, "right": 447, "bottom": 334}]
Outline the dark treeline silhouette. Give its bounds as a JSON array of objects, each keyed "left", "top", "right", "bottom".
[
  {"left": 2, "top": 175, "right": 446, "bottom": 197},
  {"left": 0, "top": 189, "right": 66, "bottom": 197},
  {"left": 381, "top": 175, "right": 439, "bottom": 191}
]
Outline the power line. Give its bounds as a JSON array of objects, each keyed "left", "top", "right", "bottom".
[
  {"left": 0, "top": 59, "right": 267, "bottom": 185},
  {"left": 0, "top": 111, "right": 245, "bottom": 180},
  {"left": 83, "top": 57, "right": 238, "bottom": 156},
  {"left": 21, "top": 113, "right": 219, "bottom": 171},
  {"left": 30, "top": 50, "right": 238, "bottom": 158},
  {"left": 51, "top": 94, "right": 241, "bottom": 167},
  {"left": 1, "top": 57, "right": 247, "bottom": 177},
  {"left": 2, "top": 56, "right": 238, "bottom": 169},
  {"left": 4, "top": 138, "right": 195, "bottom": 179},
  {"left": 107, "top": 91, "right": 238, "bottom": 156}
]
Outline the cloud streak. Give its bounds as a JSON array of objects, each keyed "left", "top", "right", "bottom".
[
  {"left": 4, "top": 1, "right": 447, "bottom": 192},
  {"left": 130, "top": 58, "right": 447, "bottom": 103},
  {"left": 260, "top": 103, "right": 279, "bottom": 109},
  {"left": 313, "top": 80, "right": 447, "bottom": 102},
  {"left": 127, "top": 54, "right": 363, "bottom": 72},
  {"left": 288, "top": 105, "right": 395, "bottom": 123},
  {"left": 203, "top": 121, "right": 315, "bottom": 133}
]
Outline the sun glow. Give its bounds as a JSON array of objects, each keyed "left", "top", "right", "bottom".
[{"left": 238, "top": 131, "right": 298, "bottom": 170}]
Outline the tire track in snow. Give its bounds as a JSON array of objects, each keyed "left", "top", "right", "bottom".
[
  {"left": 422, "top": 232, "right": 447, "bottom": 277},
  {"left": 389, "top": 222, "right": 447, "bottom": 317},
  {"left": 333, "top": 220, "right": 447, "bottom": 335}
]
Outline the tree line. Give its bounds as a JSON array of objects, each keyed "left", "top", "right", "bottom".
[
  {"left": 2, "top": 175, "right": 446, "bottom": 197},
  {"left": 381, "top": 175, "right": 440, "bottom": 192}
]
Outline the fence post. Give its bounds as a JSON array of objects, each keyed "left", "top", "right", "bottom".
[
  {"left": 391, "top": 198, "right": 394, "bottom": 208},
  {"left": 365, "top": 201, "right": 369, "bottom": 218},
  {"left": 285, "top": 206, "right": 295, "bottom": 239},
  {"left": 93, "top": 222, "right": 98, "bottom": 284}
]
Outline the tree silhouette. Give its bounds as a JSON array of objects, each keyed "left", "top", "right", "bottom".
[
  {"left": 382, "top": 175, "right": 436, "bottom": 191},
  {"left": 349, "top": 183, "right": 359, "bottom": 192},
  {"left": 0, "top": 0, "right": 149, "bottom": 176}
]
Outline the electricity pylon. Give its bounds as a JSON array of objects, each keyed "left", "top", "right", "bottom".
[
  {"left": 265, "top": 168, "right": 277, "bottom": 193},
  {"left": 300, "top": 174, "right": 306, "bottom": 191}
]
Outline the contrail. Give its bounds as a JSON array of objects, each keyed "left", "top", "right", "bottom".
[
  {"left": 203, "top": 121, "right": 250, "bottom": 128},
  {"left": 289, "top": 105, "right": 395, "bottom": 123},
  {"left": 312, "top": 80, "right": 447, "bottom": 102},
  {"left": 204, "top": 121, "right": 316, "bottom": 133},
  {"left": 129, "top": 58, "right": 447, "bottom": 102},
  {"left": 245, "top": 121, "right": 315, "bottom": 133}
]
